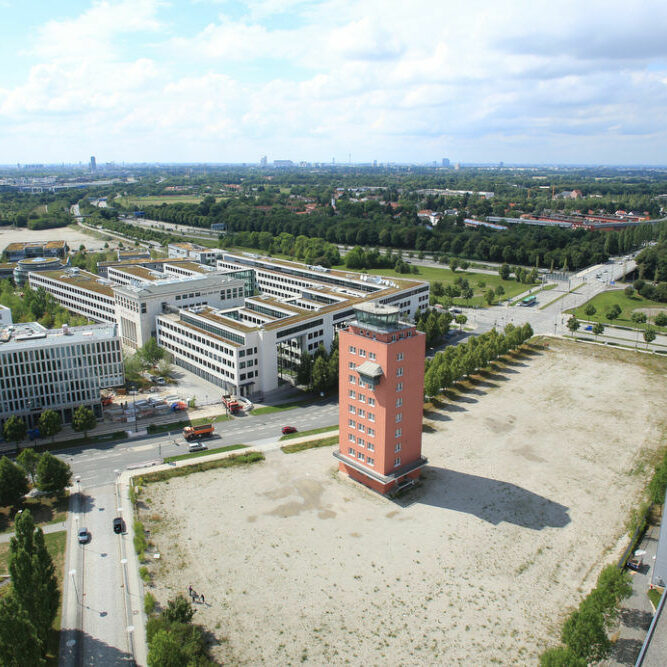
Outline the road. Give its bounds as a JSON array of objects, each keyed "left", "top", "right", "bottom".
[{"left": 58, "top": 399, "right": 338, "bottom": 665}]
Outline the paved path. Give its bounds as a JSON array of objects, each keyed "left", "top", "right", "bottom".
[
  {"left": 603, "top": 524, "right": 660, "bottom": 666},
  {"left": 0, "top": 520, "right": 67, "bottom": 544}
]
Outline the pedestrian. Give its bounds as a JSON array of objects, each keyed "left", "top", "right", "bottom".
[
  {"left": 188, "top": 585, "right": 193, "bottom": 596},
  {"left": 200, "top": 593, "right": 205, "bottom": 604}
]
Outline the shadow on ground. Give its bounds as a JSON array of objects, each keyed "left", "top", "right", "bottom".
[
  {"left": 399, "top": 467, "right": 570, "bottom": 530},
  {"left": 609, "top": 637, "right": 645, "bottom": 666},
  {"left": 59, "top": 629, "right": 134, "bottom": 665}
]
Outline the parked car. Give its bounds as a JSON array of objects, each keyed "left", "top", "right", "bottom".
[
  {"left": 113, "top": 517, "right": 125, "bottom": 534},
  {"left": 78, "top": 528, "right": 90, "bottom": 544},
  {"left": 282, "top": 426, "right": 297, "bottom": 435},
  {"left": 188, "top": 442, "right": 208, "bottom": 453}
]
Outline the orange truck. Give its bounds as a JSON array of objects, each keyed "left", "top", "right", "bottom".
[
  {"left": 182, "top": 424, "right": 214, "bottom": 441},
  {"left": 222, "top": 394, "right": 240, "bottom": 414}
]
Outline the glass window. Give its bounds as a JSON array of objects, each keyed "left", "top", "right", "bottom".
[
  {"left": 396, "top": 367, "right": 404, "bottom": 377},
  {"left": 348, "top": 419, "right": 355, "bottom": 428},
  {"left": 367, "top": 457, "right": 374, "bottom": 465},
  {"left": 395, "top": 428, "right": 402, "bottom": 438},
  {"left": 395, "top": 412, "right": 402, "bottom": 423},
  {"left": 396, "top": 382, "right": 403, "bottom": 392},
  {"left": 395, "top": 443, "right": 402, "bottom": 452},
  {"left": 368, "top": 397, "right": 375, "bottom": 407},
  {"left": 349, "top": 390, "right": 356, "bottom": 398},
  {"left": 396, "top": 397, "right": 403, "bottom": 407},
  {"left": 397, "top": 352, "right": 404, "bottom": 361},
  {"left": 394, "top": 457, "right": 401, "bottom": 467}
]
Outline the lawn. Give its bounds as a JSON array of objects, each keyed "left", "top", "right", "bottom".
[
  {"left": 0, "top": 493, "right": 69, "bottom": 535},
  {"left": 567, "top": 289, "right": 667, "bottom": 332},
  {"left": 279, "top": 425, "right": 338, "bottom": 441},
  {"left": 164, "top": 444, "right": 247, "bottom": 463},
  {"left": 118, "top": 195, "right": 225, "bottom": 206},
  {"left": 280, "top": 435, "right": 338, "bottom": 454},
  {"left": 335, "top": 264, "right": 535, "bottom": 307},
  {"left": 0, "top": 529, "right": 67, "bottom": 665},
  {"left": 251, "top": 398, "right": 314, "bottom": 415}
]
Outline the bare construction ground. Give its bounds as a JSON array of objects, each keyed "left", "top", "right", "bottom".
[
  {"left": 0, "top": 225, "right": 113, "bottom": 253},
  {"left": 141, "top": 341, "right": 667, "bottom": 665}
]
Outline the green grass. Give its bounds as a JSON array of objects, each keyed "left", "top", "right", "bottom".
[
  {"left": 334, "top": 264, "right": 534, "bottom": 307},
  {"left": 29, "top": 430, "right": 129, "bottom": 453},
  {"left": 648, "top": 588, "right": 662, "bottom": 608},
  {"left": 251, "top": 398, "right": 314, "bottom": 415},
  {"left": 164, "top": 444, "right": 247, "bottom": 463},
  {"left": 140, "top": 451, "right": 265, "bottom": 483},
  {"left": 0, "top": 530, "right": 66, "bottom": 665},
  {"left": 280, "top": 425, "right": 338, "bottom": 441},
  {"left": 567, "top": 289, "right": 667, "bottom": 332},
  {"left": 281, "top": 435, "right": 339, "bottom": 454},
  {"left": 119, "top": 195, "right": 222, "bottom": 206},
  {"left": 0, "top": 493, "right": 69, "bottom": 535}
]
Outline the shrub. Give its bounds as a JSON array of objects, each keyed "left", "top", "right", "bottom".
[
  {"left": 133, "top": 520, "right": 147, "bottom": 557},
  {"left": 144, "top": 592, "right": 157, "bottom": 615},
  {"left": 140, "top": 566, "right": 151, "bottom": 583},
  {"left": 655, "top": 312, "right": 667, "bottom": 326}
]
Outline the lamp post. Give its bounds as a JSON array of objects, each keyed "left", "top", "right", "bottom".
[{"left": 69, "top": 569, "right": 79, "bottom": 605}]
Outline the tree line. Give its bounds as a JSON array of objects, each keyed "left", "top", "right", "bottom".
[
  {"left": 0, "top": 283, "right": 88, "bottom": 329},
  {"left": 424, "top": 324, "right": 534, "bottom": 396},
  {"left": 295, "top": 337, "right": 339, "bottom": 394}
]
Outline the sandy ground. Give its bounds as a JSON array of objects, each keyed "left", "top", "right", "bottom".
[
  {"left": 141, "top": 341, "right": 667, "bottom": 665},
  {"left": 0, "top": 225, "right": 113, "bottom": 253}
]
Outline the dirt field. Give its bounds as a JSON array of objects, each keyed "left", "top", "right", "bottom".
[
  {"left": 0, "top": 225, "right": 113, "bottom": 253},
  {"left": 141, "top": 341, "right": 667, "bottom": 665}
]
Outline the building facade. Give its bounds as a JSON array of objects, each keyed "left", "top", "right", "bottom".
[
  {"left": 0, "top": 322, "right": 123, "bottom": 428},
  {"left": 334, "top": 303, "right": 427, "bottom": 495}
]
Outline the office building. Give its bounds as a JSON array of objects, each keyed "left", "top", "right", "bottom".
[
  {"left": 0, "top": 321, "right": 123, "bottom": 428},
  {"left": 334, "top": 303, "right": 427, "bottom": 495},
  {"left": 90, "top": 156, "right": 96, "bottom": 171},
  {"left": 4, "top": 241, "right": 68, "bottom": 261}
]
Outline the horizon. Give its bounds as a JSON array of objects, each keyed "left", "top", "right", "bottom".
[{"left": 1, "top": 1, "right": 666, "bottom": 165}]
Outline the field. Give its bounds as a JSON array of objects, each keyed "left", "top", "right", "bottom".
[
  {"left": 567, "top": 288, "right": 667, "bottom": 332},
  {"left": 140, "top": 341, "right": 667, "bottom": 665},
  {"left": 118, "top": 195, "right": 227, "bottom": 207},
  {"left": 336, "top": 264, "right": 534, "bottom": 307}
]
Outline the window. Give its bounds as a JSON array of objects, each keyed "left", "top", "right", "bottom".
[
  {"left": 348, "top": 362, "right": 356, "bottom": 369},
  {"left": 368, "top": 397, "right": 375, "bottom": 407},
  {"left": 357, "top": 452, "right": 365, "bottom": 461},
  {"left": 358, "top": 394, "right": 365, "bottom": 403},
  {"left": 396, "top": 367, "right": 404, "bottom": 377},
  {"left": 358, "top": 408, "right": 365, "bottom": 418},
  {"left": 358, "top": 424, "right": 365, "bottom": 433},
  {"left": 357, "top": 437, "right": 364, "bottom": 446},
  {"left": 394, "top": 457, "right": 401, "bottom": 467},
  {"left": 359, "top": 349, "right": 366, "bottom": 357},
  {"left": 367, "top": 442, "right": 374, "bottom": 452},
  {"left": 348, "top": 405, "right": 356, "bottom": 414},
  {"left": 368, "top": 427, "right": 375, "bottom": 437},
  {"left": 348, "top": 433, "right": 355, "bottom": 442},
  {"left": 396, "top": 397, "right": 403, "bottom": 407},
  {"left": 348, "top": 419, "right": 356, "bottom": 428},
  {"left": 369, "top": 352, "right": 376, "bottom": 360},
  {"left": 395, "top": 412, "right": 403, "bottom": 423},
  {"left": 394, "top": 443, "right": 402, "bottom": 453},
  {"left": 349, "top": 346, "right": 356, "bottom": 354},
  {"left": 396, "top": 382, "right": 404, "bottom": 392},
  {"left": 348, "top": 447, "right": 355, "bottom": 455},
  {"left": 349, "top": 390, "right": 356, "bottom": 399},
  {"left": 368, "top": 413, "right": 375, "bottom": 422},
  {"left": 367, "top": 457, "right": 375, "bottom": 465},
  {"left": 397, "top": 352, "right": 404, "bottom": 361},
  {"left": 349, "top": 375, "right": 356, "bottom": 384},
  {"left": 395, "top": 428, "right": 402, "bottom": 438}
]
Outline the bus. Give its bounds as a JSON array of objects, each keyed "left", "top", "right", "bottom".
[{"left": 521, "top": 295, "right": 537, "bottom": 306}]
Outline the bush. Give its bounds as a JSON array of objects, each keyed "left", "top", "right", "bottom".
[
  {"left": 133, "top": 520, "right": 148, "bottom": 558},
  {"left": 655, "top": 312, "right": 667, "bottom": 326},
  {"left": 140, "top": 566, "right": 151, "bottom": 583},
  {"left": 144, "top": 592, "right": 157, "bottom": 615},
  {"left": 140, "top": 451, "right": 264, "bottom": 484},
  {"left": 648, "top": 451, "right": 667, "bottom": 504}
]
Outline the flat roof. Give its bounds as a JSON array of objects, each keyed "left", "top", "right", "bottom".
[
  {"left": 161, "top": 313, "right": 242, "bottom": 348},
  {"left": 109, "top": 265, "right": 163, "bottom": 281},
  {"left": 114, "top": 272, "right": 243, "bottom": 298},
  {"left": 0, "top": 322, "right": 118, "bottom": 350},
  {"left": 191, "top": 306, "right": 258, "bottom": 333},
  {"left": 32, "top": 269, "right": 115, "bottom": 297}
]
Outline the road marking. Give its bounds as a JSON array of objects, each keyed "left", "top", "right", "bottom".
[{"left": 130, "top": 444, "right": 154, "bottom": 452}]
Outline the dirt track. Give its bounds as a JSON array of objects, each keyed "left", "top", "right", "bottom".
[{"left": 142, "top": 340, "right": 667, "bottom": 665}]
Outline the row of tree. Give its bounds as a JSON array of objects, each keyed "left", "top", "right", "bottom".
[
  {"left": 3, "top": 406, "right": 98, "bottom": 451},
  {"left": 424, "top": 324, "right": 534, "bottom": 396},
  {"left": 295, "top": 337, "right": 339, "bottom": 394},
  {"left": 0, "top": 450, "right": 72, "bottom": 507},
  {"left": 0, "top": 283, "right": 88, "bottom": 329},
  {"left": 0, "top": 511, "right": 61, "bottom": 664},
  {"left": 414, "top": 307, "right": 453, "bottom": 347}
]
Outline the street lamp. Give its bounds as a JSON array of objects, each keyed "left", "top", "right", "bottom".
[{"left": 69, "top": 569, "right": 79, "bottom": 605}]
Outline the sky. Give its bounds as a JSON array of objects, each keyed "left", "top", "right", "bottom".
[{"left": 1, "top": 0, "right": 667, "bottom": 165}]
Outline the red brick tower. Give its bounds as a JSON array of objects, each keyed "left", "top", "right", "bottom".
[{"left": 334, "top": 302, "right": 427, "bottom": 495}]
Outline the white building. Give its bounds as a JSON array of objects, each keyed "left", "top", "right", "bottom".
[
  {"left": 0, "top": 321, "right": 123, "bottom": 428},
  {"left": 168, "top": 242, "right": 221, "bottom": 265}
]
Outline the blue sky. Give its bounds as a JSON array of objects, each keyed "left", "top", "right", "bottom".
[{"left": 1, "top": 0, "right": 666, "bottom": 165}]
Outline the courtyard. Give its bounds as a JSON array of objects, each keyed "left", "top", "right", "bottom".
[{"left": 140, "top": 340, "right": 667, "bottom": 665}]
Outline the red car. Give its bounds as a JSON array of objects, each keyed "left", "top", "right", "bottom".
[{"left": 281, "top": 426, "right": 297, "bottom": 435}]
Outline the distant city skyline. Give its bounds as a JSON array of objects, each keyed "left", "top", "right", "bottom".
[{"left": 1, "top": 1, "right": 666, "bottom": 165}]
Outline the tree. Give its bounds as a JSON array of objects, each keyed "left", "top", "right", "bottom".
[
  {"left": 38, "top": 410, "right": 62, "bottom": 444},
  {"left": 584, "top": 304, "right": 596, "bottom": 317},
  {"left": 147, "top": 629, "right": 188, "bottom": 667},
  {"left": 450, "top": 257, "right": 459, "bottom": 272},
  {"left": 0, "top": 457, "right": 28, "bottom": 507},
  {"left": 296, "top": 352, "right": 313, "bottom": 388},
  {"left": 655, "top": 312, "right": 667, "bottom": 326},
  {"left": 499, "top": 263, "right": 510, "bottom": 280},
  {"left": 631, "top": 312, "right": 647, "bottom": 325},
  {"left": 311, "top": 356, "right": 331, "bottom": 394},
  {"left": 495, "top": 284, "right": 505, "bottom": 297},
  {"left": 139, "top": 337, "right": 164, "bottom": 367},
  {"left": 72, "top": 406, "right": 97, "bottom": 438},
  {"left": 484, "top": 289, "right": 495, "bottom": 306},
  {"left": 9, "top": 510, "right": 60, "bottom": 649},
  {"left": 3, "top": 415, "right": 26, "bottom": 452},
  {"left": 592, "top": 322, "right": 604, "bottom": 341},
  {"left": 605, "top": 304, "right": 622, "bottom": 321},
  {"left": 567, "top": 316, "right": 580, "bottom": 334},
  {"left": 561, "top": 605, "right": 610, "bottom": 662},
  {"left": 431, "top": 281, "right": 445, "bottom": 297},
  {"left": 156, "top": 357, "right": 173, "bottom": 378},
  {"left": 455, "top": 314, "right": 467, "bottom": 331},
  {"left": 35, "top": 452, "right": 72, "bottom": 496},
  {"left": 644, "top": 326, "right": 656, "bottom": 349},
  {"left": 163, "top": 595, "right": 195, "bottom": 624},
  {"left": 17, "top": 448, "right": 40, "bottom": 483},
  {"left": 461, "top": 286, "right": 474, "bottom": 304},
  {"left": 624, "top": 285, "right": 634, "bottom": 297},
  {"left": 539, "top": 646, "right": 586, "bottom": 667},
  {"left": 0, "top": 595, "right": 43, "bottom": 666}
]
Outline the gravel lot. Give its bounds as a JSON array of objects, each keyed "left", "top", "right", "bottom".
[
  {"left": 142, "top": 340, "right": 667, "bottom": 665},
  {"left": 0, "top": 225, "right": 113, "bottom": 253}
]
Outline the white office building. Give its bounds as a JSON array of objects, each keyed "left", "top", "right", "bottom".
[{"left": 0, "top": 321, "right": 123, "bottom": 428}]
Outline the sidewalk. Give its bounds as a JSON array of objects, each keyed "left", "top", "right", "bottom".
[
  {"left": 0, "top": 520, "right": 67, "bottom": 544},
  {"left": 603, "top": 523, "right": 660, "bottom": 666}
]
